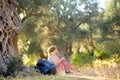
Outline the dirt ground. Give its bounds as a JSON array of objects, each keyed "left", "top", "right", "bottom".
[{"left": 61, "top": 66, "right": 118, "bottom": 80}]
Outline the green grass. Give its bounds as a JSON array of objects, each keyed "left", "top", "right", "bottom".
[{"left": 0, "top": 75, "right": 91, "bottom": 80}]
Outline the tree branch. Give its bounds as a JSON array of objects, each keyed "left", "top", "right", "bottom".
[{"left": 22, "top": 13, "right": 40, "bottom": 23}]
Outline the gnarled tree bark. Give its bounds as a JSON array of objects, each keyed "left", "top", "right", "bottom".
[{"left": 0, "top": 0, "right": 21, "bottom": 72}]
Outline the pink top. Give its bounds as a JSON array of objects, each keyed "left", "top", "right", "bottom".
[
  {"left": 48, "top": 54, "right": 60, "bottom": 64},
  {"left": 48, "top": 54, "right": 66, "bottom": 71}
]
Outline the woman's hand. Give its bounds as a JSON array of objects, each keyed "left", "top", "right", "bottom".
[{"left": 61, "top": 57, "right": 65, "bottom": 61}]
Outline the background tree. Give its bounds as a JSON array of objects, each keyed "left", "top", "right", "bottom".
[
  {"left": 17, "top": 0, "right": 52, "bottom": 60},
  {"left": 17, "top": 0, "right": 120, "bottom": 65},
  {"left": 17, "top": 0, "right": 100, "bottom": 62},
  {"left": 91, "top": 0, "right": 120, "bottom": 59}
]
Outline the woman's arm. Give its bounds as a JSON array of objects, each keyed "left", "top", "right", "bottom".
[{"left": 53, "top": 57, "right": 65, "bottom": 66}]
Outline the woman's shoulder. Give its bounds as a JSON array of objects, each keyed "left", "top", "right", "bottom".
[{"left": 48, "top": 55, "right": 54, "bottom": 60}]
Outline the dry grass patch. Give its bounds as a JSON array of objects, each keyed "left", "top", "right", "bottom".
[{"left": 93, "top": 59, "right": 120, "bottom": 79}]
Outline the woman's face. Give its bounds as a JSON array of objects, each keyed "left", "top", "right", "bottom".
[{"left": 53, "top": 47, "right": 58, "bottom": 54}]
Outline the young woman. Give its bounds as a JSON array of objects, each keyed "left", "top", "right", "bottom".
[{"left": 47, "top": 45, "right": 75, "bottom": 74}]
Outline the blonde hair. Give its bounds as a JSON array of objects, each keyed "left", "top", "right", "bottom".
[{"left": 47, "top": 45, "right": 57, "bottom": 56}]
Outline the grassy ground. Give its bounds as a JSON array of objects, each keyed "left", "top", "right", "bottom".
[
  {"left": 0, "top": 75, "right": 91, "bottom": 80},
  {"left": 1, "top": 60, "right": 119, "bottom": 80},
  {"left": 0, "top": 71, "right": 116, "bottom": 80}
]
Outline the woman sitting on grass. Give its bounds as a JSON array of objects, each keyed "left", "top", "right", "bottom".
[{"left": 47, "top": 45, "right": 75, "bottom": 74}]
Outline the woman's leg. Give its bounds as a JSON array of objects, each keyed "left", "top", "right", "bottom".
[
  {"left": 56, "top": 63, "right": 65, "bottom": 73},
  {"left": 62, "top": 60, "right": 75, "bottom": 72}
]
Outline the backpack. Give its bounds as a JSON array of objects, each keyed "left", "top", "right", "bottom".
[{"left": 36, "top": 59, "right": 56, "bottom": 75}]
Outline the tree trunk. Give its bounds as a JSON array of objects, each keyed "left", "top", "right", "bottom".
[
  {"left": 0, "top": 0, "right": 21, "bottom": 72},
  {"left": 12, "top": 34, "right": 19, "bottom": 55},
  {"left": 89, "top": 27, "right": 96, "bottom": 50},
  {"left": 63, "top": 41, "right": 73, "bottom": 57}
]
